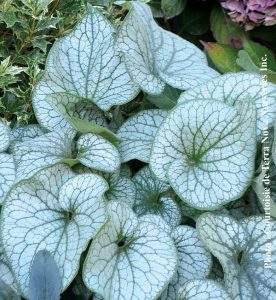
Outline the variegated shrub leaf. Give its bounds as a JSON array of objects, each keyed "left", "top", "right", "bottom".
[
  {"left": 197, "top": 213, "right": 276, "bottom": 300},
  {"left": 150, "top": 99, "right": 256, "bottom": 209},
  {"left": 162, "top": 226, "right": 212, "bottom": 300},
  {"left": 1, "top": 164, "right": 108, "bottom": 297},
  {"left": 32, "top": 5, "right": 139, "bottom": 124},
  {"left": 0, "top": 153, "right": 16, "bottom": 204},
  {"left": 116, "top": 2, "right": 218, "bottom": 94},
  {"left": 177, "top": 280, "right": 231, "bottom": 300},
  {"left": 0, "top": 122, "right": 10, "bottom": 152},
  {"left": 83, "top": 201, "right": 178, "bottom": 300},
  {"left": 117, "top": 109, "right": 168, "bottom": 163},
  {"left": 133, "top": 166, "right": 181, "bottom": 228},
  {"left": 178, "top": 73, "right": 276, "bottom": 136}
]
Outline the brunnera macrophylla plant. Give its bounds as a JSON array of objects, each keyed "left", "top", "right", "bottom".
[{"left": 0, "top": 1, "right": 276, "bottom": 300}]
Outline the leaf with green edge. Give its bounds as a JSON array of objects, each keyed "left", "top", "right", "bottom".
[
  {"left": 133, "top": 166, "right": 181, "bottom": 228},
  {"left": 33, "top": 94, "right": 108, "bottom": 135},
  {"left": 9, "top": 124, "right": 47, "bottom": 153},
  {"left": 77, "top": 133, "right": 120, "bottom": 173},
  {"left": 0, "top": 122, "right": 10, "bottom": 152},
  {"left": 32, "top": 6, "right": 139, "bottom": 115},
  {"left": 197, "top": 213, "right": 276, "bottom": 299},
  {"left": 116, "top": 2, "right": 218, "bottom": 95},
  {"left": 29, "top": 250, "right": 61, "bottom": 300},
  {"left": 178, "top": 72, "right": 276, "bottom": 136},
  {"left": 0, "top": 154, "right": 16, "bottom": 205},
  {"left": 161, "top": 226, "right": 212, "bottom": 300},
  {"left": 146, "top": 85, "right": 181, "bottom": 110},
  {"left": 0, "top": 12, "right": 17, "bottom": 28},
  {"left": 1, "top": 164, "right": 108, "bottom": 298},
  {"left": 83, "top": 201, "right": 178, "bottom": 300},
  {"left": 68, "top": 117, "right": 121, "bottom": 148},
  {"left": 210, "top": 5, "right": 243, "bottom": 48},
  {"left": 150, "top": 99, "right": 256, "bottom": 210},
  {"left": 13, "top": 131, "right": 73, "bottom": 182},
  {"left": 117, "top": 109, "right": 168, "bottom": 163},
  {"left": 203, "top": 42, "right": 242, "bottom": 73},
  {"left": 161, "top": 0, "right": 186, "bottom": 19},
  {"left": 177, "top": 279, "right": 231, "bottom": 300},
  {"left": 0, "top": 279, "right": 20, "bottom": 300}
]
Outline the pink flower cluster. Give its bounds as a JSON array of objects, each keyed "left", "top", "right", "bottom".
[{"left": 220, "top": 0, "right": 276, "bottom": 30}]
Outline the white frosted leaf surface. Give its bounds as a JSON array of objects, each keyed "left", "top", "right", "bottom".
[
  {"left": 150, "top": 99, "right": 256, "bottom": 209},
  {"left": 1, "top": 164, "right": 108, "bottom": 297},
  {"left": 133, "top": 166, "right": 181, "bottom": 228},
  {"left": 14, "top": 131, "right": 73, "bottom": 182},
  {"left": 9, "top": 125, "right": 46, "bottom": 153},
  {"left": 83, "top": 201, "right": 178, "bottom": 300},
  {"left": 32, "top": 6, "right": 139, "bottom": 120},
  {"left": 162, "top": 226, "right": 212, "bottom": 300},
  {"left": 33, "top": 93, "right": 108, "bottom": 134},
  {"left": 0, "top": 154, "right": 15, "bottom": 204},
  {"left": 106, "top": 175, "right": 136, "bottom": 206},
  {"left": 0, "top": 122, "right": 10, "bottom": 152},
  {"left": 178, "top": 73, "right": 276, "bottom": 136},
  {"left": 197, "top": 213, "right": 276, "bottom": 299},
  {"left": 77, "top": 133, "right": 120, "bottom": 173},
  {"left": 0, "top": 243, "right": 17, "bottom": 292},
  {"left": 117, "top": 109, "right": 168, "bottom": 163},
  {"left": 177, "top": 280, "right": 231, "bottom": 300},
  {"left": 116, "top": 2, "right": 218, "bottom": 94}
]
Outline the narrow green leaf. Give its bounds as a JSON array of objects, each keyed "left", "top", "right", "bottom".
[
  {"left": 147, "top": 85, "right": 180, "bottom": 110},
  {"left": 161, "top": 0, "right": 186, "bottom": 19}
]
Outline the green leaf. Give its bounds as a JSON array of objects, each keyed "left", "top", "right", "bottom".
[
  {"left": 133, "top": 166, "right": 181, "bottom": 228},
  {"left": 150, "top": 99, "right": 256, "bottom": 210},
  {"left": 83, "top": 201, "right": 178, "bottom": 299},
  {"left": 21, "top": 0, "right": 54, "bottom": 12},
  {"left": 146, "top": 85, "right": 181, "bottom": 110},
  {"left": 116, "top": 2, "right": 218, "bottom": 94},
  {"left": 181, "top": 5, "right": 209, "bottom": 35},
  {"left": 32, "top": 6, "right": 139, "bottom": 114},
  {"left": 210, "top": 6, "right": 243, "bottom": 47},
  {"left": 161, "top": 0, "right": 186, "bottom": 19},
  {"left": 117, "top": 109, "right": 168, "bottom": 163},
  {"left": 197, "top": 213, "right": 276, "bottom": 299},
  {"left": 243, "top": 40, "right": 276, "bottom": 72},
  {"left": 1, "top": 164, "right": 108, "bottom": 297},
  {"left": 29, "top": 250, "right": 61, "bottom": 300},
  {"left": 178, "top": 73, "right": 276, "bottom": 136},
  {"left": 0, "top": 12, "right": 17, "bottom": 28},
  {"left": 203, "top": 42, "right": 242, "bottom": 73},
  {"left": 68, "top": 117, "right": 121, "bottom": 148},
  {"left": 236, "top": 50, "right": 260, "bottom": 73},
  {"left": 162, "top": 226, "right": 212, "bottom": 300},
  {"left": 177, "top": 279, "right": 231, "bottom": 300}
]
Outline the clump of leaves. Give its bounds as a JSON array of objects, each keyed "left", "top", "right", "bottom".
[{"left": 0, "top": 1, "right": 276, "bottom": 300}]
